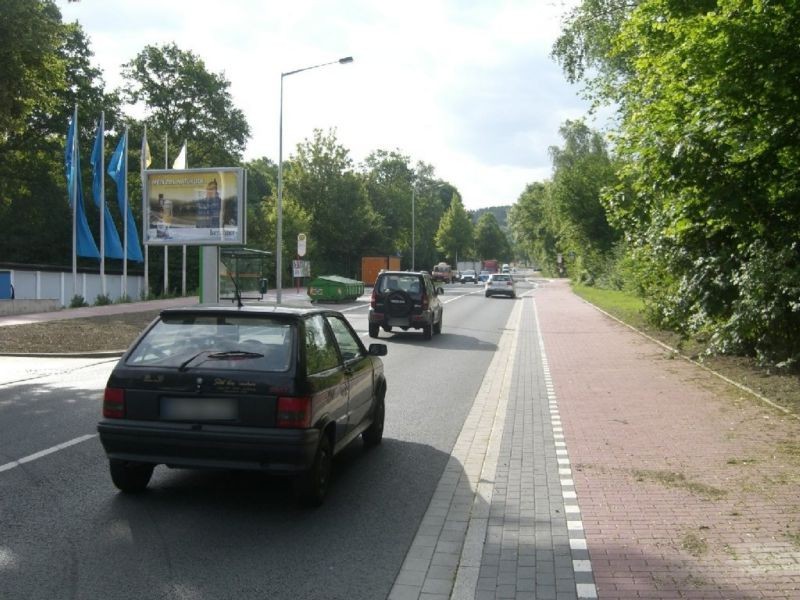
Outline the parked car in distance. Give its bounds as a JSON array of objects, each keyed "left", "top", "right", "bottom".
[
  {"left": 485, "top": 273, "right": 517, "bottom": 298},
  {"left": 478, "top": 270, "right": 491, "bottom": 283},
  {"left": 369, "top": 270, "right": 444, "bottom": 340},
  {"left": 97, "top": 304, "right": 388, "bottom": 506},
  {"left": 460, "top": 269, "right": 478, "bottom": 284}
]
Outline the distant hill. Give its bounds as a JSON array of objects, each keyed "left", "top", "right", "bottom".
[{"left": 470, "top": 206, "right": 511, "bottom": 231}]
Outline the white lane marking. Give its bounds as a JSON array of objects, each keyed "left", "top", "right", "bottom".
[
  {"left": 0, "top": 434, "right": 97, "bottom": 474},
  {"left": 533, "top": 298, "right": 598, "bottom": 600}
]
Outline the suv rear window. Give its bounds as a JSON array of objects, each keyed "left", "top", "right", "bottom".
[
  {"left": 126, "top": 315, "right": 294, "bottom": 372},
  {"left": 377, "top": 274, "right": 424, "bottom": 298}
]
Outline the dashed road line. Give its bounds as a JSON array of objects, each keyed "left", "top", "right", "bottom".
[
  {"left": 0, "top": 434, "right": 97, "bottom": 474},
  {"left": 533, "top": 298, "right": 598, "bottom": 600}
]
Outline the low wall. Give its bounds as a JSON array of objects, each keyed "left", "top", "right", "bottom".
[{"left": 0, "top": 299, "right": 60, "bottom": 316}]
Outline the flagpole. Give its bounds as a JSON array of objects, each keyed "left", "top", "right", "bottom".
[
  {"left": 164, "top": 133, "right": 168, "bottom": 296},
  {"left": 99, "top": 112, "right": 106, "bottom": 296},
  {"left": 182, "top": 139, "right": 187, "bottom": 297},
  {"left": 122, "top": 126, "right": 129, "bottom": 297},
  {"left": 142, "top": 125, "right": 149, "bottom": 299},
  {"left": 72, "top": 105, "right": 78, "bottom": 295}
]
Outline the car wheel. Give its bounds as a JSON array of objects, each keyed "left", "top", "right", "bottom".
[
  {"left": 422, "top": 322, "right": 433, "bottom": 340},
  {"left": 485, "top": 292, "right": 490, "bottom": 297},
  {"left": 294, "top": 435, "right": 332, "bottom": 507},
  {"left": 368, "top": 323, "right": 380, "bottom": 338},
  {"left": 362, "top": 390, "right": 385, "bottom": 448},
  {"left": 383, "top": 325, "right": 393, "bottom": 332},
  {"left": 109, "top": 459, "right": 154, "bottom": 493},
  {"left": 433, "top": 314, "right": 442, "bottom": 335}
]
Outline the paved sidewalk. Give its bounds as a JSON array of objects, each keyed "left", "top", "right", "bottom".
[
  {"left": 536, "top": 280, "right": 800, "bottom": 599},
  {"left": 391, "top": 280, "right": 798, "bottom": 599},
  {"left": 390, "top": 292, "right": 595, "bottom": 600}
]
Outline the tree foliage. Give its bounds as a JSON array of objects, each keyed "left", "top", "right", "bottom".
[
  {"left": 284, "top": 129, "right": 380, "bottom": 279},
  {"left": 121, "top": 43, "right": 250, "bottom": 167},
  {"left": 435, "top": 193, "right": 473, "bottom": 264},
  {"left": 474, "top": 212, "right": 511, "bottom": 262},
  {"left": 0, "top": 1, "right": 121, "bottom": 267},
  {"left": 553, "top": 0, "right": 800, "bottom": 365}
]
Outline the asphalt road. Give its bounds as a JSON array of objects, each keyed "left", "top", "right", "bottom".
[{"left": 0, "top": 282, "right": 527, "bottom": 600}]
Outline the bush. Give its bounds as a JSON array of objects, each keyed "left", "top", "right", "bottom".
[
  {"left": 69, "top": 295, "right": 88, "bottom": 308},
  {"left": 94, "top": 294, "right": 113, "bottom": 306}
]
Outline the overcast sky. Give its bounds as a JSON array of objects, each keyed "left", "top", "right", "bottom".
[{"left": 57, "top": 0, "right": 589, "bottom": 210}]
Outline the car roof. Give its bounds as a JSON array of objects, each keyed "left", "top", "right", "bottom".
[
  {"left": 378, "top": 271, "right": 427, "bottom": 277},
  {"left": 159, "top": 303, "right": 334, "bottom": 319}
]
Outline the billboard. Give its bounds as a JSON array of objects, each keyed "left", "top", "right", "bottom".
[{"left": 143, "top": 168, "right": 246, "bottom": 246}]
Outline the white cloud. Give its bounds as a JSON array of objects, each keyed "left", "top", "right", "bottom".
[{"left": 57, "top": 0, "right": 587, "bottom": 209}]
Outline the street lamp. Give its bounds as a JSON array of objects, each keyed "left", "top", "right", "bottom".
[
  {"left": 276, "top": 56, "right": 353, "bottom": 304},
  {"left": 411, "top": 184, "right": 416, "bottom": 271}
]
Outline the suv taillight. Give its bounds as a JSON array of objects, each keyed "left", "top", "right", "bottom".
[
  {"left": 103, "top": 387, "right": 125, "bottom": 418},
  {"left": 277, "top": 396, "right": 312, "bottom": 428},
  {"left": 370, "top": 286, "right": 377, "bottom": 309},
  {"left": 421, "top": 291, "right": 429, "bottom": 310}
]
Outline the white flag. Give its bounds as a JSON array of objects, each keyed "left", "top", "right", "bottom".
[{"left": 172, "top": 141, "right": 187, "bottom": 169}]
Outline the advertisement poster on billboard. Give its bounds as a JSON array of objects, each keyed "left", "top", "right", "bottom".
[{"left": 143, "top": 168, "right": 246, "bottom": 246}]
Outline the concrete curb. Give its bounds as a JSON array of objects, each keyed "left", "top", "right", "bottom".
[{"left": 0, "top": 351, "right": 125, "bottom": 359}]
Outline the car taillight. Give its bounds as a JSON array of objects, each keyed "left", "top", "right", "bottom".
[
  {"left": 507, "top": 281, "right": 513, "bottom": 286},
  {"left": 103, "top": 387, "right": 125, "bottom": 418},
  {"left": 370, "top": 286, "right": 377, "bottom": 309},
  {"left": 277, "top": 396, "right": 312, "bottom": 428},
  {"left": 421, "top": 292, "right": 429, "bottom": 310}
]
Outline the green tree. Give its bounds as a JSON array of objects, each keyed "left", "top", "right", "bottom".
[
  {"left": 361, "top": 149, "right": 414, "bottom": 256},
  {"left": 0, "top": 0, "right": 65, "bottom": 138},
  {"left": 284, "top": 128, "right": 379, "bottom": 279},
  {"left": 121, "top": 43, "right": 250, "bottom": 167},
  {"left": 435, "top": 193, "right": 473, "bottom": 264},
  {"left": 555, "top": 0, "right": 800, "bottom": 365},
  {"left": 474, "top": 212, "right": 510, "bottom": 262},
  {"left": 410, "top": 162, "right": 447, "bottom": 270},
  {"left": 0, "top": 3, "right": 123, "bottom": 266},
  {"left": 509, "top": 181, "right": 560, "bottom": 273},
  {"left": 548, "top": 120, "right": 618, "bottom": 281}
]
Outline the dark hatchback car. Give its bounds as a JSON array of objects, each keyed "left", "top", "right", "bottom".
[
  {"left": 97, "top": 305, "right": 387, "bottom": 506},
  {"left": 368, "top": 270, "right": 443, "bottom": 340}
]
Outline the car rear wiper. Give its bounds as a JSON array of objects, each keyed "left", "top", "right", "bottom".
[
  {"left": 177, "top": 350, "right": 264, "bottom": 372},
  {"left": 178, "top": 350, "right": 212, "bottom": 372}
]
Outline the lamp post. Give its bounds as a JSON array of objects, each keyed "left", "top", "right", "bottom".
[
  {"left": 276, "top": 56, "right": 353, "bottom": 304},
  {"left": 411, "top": 184, "right": 416, "bottom": 271}
]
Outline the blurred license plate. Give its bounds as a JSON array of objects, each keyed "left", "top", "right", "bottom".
[{"left": 161, "top": 397, "right": 237, "bottom": 421}]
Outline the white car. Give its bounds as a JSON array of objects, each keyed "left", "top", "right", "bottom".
[{"left": 484, "top": 273, "right": 516, "bottom": 298}]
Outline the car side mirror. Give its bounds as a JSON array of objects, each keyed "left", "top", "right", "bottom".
[
  {"left": 368, "top": 343, "right": 388, "bottom": 356},
  {"left": 437, "top": 286, "right": 445, "bottom": 295}
]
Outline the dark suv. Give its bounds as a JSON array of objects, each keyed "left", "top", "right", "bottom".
[{"left": 368, "top": 271, "right": 443, "bottom": 340}]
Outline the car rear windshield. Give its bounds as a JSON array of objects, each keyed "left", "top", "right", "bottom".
[
  {"left": 491, "top": 275, "right": 510, "bottom": 281},
  {"left": 125, "top": 315, "right": 294, "bottom": 372},
  {"left": 378, "top": 274, "right": 425, "bottom": 298}
]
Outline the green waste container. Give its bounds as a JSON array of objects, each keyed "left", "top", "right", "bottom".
[{"left": 307, "top": 275, "right": 365, "bottom": 303}]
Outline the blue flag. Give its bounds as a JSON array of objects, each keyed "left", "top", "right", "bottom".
[
  {"left": 107, "top": 132, "right": 144, "bottom": 262},
  {"left": 90, "top": 119, "right": 125, "bottom": 260},
  {"left": 65, "top": 116, "right": 100, "bottom": 259}
]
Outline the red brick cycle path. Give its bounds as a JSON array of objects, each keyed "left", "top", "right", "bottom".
[{"left": 534, "top": 279, "right": 800, "bottom": 599}]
